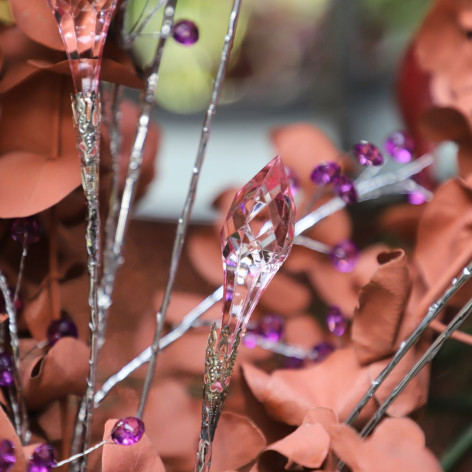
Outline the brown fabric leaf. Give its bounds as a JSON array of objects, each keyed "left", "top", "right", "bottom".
[
  {"left": 212, "top": 412, "right": 266, "bottom": 472},
  {"left": 352, "top": 250, "right": 411, "bottom": 365},
  {"left": 102, "top": 419, "right": 165, "bottom": 472},
  {"left": 22, "top": 337, "right": 89, "bottom": 410}
]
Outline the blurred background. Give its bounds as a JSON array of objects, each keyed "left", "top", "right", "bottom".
[{"left": 130, "top": 0, "right": 433, "bottom": 220}]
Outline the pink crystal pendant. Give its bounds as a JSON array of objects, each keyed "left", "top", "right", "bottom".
[
  {"left": 195, "top": 157, "right": 295, "bottom": 472},
  {"left": 220, "top": 155, "right": 296, "bottom": 346},
  {"left": 45, "top": 0, "right": 118, "bottom": 94}
]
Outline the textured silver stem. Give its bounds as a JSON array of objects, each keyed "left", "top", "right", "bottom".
[
  {"left": 94, "top": 286, "right": 223, "bottom": 406},
  {"left": 137, "top": 0, "right": 243, "bottom": 418},
  {"left": 360, "top": 297, "right": 472, "bottom": 438},
  {"left": 54, "top": 440, "right": 107, "bottom": 468},
  {"left": 13, "top": 238, "right": 28, "bottom": 306},
  {"left": 69, "top": 91, "right": 102, "bottom": 468},
  {"left": 0, "top": 272, "right": 29, "bottom": 443},
  {"left": 344, "top": 263, "right": 472, "bottom": 427},
  {"left": 294, "top": 236, "right": 330, "bottom": 254}
]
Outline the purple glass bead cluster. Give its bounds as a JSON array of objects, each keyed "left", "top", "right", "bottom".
[
  {"left": 384, "top": 130, "right": 415, "bottom": 163},
  {"left": 243, "top": 313, "right": 285, "bottom": 349},
  {"left": 46, "top": 318, "right": 79, "bottom": 347},
  {"left": 111, "top": 417, "right": 145, "bottom": 446},
  {"left": 0, "top": 439, "right": 16, "bottom": 472},
  {"left": 172, "top": 20, "right": 199, "bottom": 45},
  {"left": 10, "top": 217, "right": 42, "bottom": 246},
  {"left": 310, "top": 162, "right": 357, "bottom": 205},
  {"left": 0, "top": 353, "right": 14, "bottom": 387},
  {"left": 326, "top": 306, "right": 347, "bottom": 336},
  {"left": 285, "top": 341, "right": 336, "bottom": 369},
  {"left": 353, "top": 141, "right": 384, "bottom": 166},
  {"left": 329, "top": 240, "right": 359, "bottom": 273},
  {"left": 27, "top": 445, "right": 56, "bottom": 472}
]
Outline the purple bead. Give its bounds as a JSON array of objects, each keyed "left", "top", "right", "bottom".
[
  {"left": 172, "top": 20, "right": 199, "bottom": 45},
  {"left": 258, "top": 313, "right": 284, "bottom": 343},
  {"left": 284, "top": 356, "right": 305, "bottom": 368},
  {"left": 0, "top": 439, "right": 16, "bottom": 472},
  {"left": 310, "top": 162, "right": 341, "bottom": 185},
  {"left": 0, "top": 354, "right": 14, "bottom": 387},
  {"left": 312, "top": 342, "right": 335, "bottom": 362},
  {"left": 384, "top": 131, "right": 415, "bottom": 163},
  {"left": 329, "top": 240, "right": 359, "bottom": 273},
  {"left": 333, "top": 176, "right": 358, "bottom": 204},
  {"left": 111, "top": 417, "right": 145, "bottom": 446},
  {"left": 353, "top": 141, "right": 384, "bottom": 166},
  {"left": 27, "top": 445, "right": 56, "bottom": 472},
  {"left": 284, "top": 166, "right": 300, "bottom": 196},
  {"left": 326, "top": 306, "right": 347, "bottom": 336},
  {"left": 46, "top": 318, "right": 79, "bottom": 346},
  {"left": 242, "top": 329, "right": 258, "bottom": 349},
  {"left": 408, "top": 190, "right": 426, "bottom": 205},
  {"left": 10, "top": 217, "right": 42, "bottom": 246}
]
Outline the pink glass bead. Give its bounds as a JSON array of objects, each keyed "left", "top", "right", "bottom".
[
  {"left": 0, "top": 440, "right": 16, "bottom": 472},
  {"left": 384, "top": 131, "right": 415, "bottom": 163},
  {"left": 329, "top": 240, "right": 359, "bottom": 273},
  {"left": 284, "top": 166, "right": 300, "bottom": 196},
  {"left": 47, "top": 319, "right": 79, "bottom": 346},
  {"left": 10, "top": 217, "right": 41, "bottom": 245},
  {"left": 172, "top": 20, "right": 199, "bottom": 45},
  {"left": 111, "top": 417, "right": 145, "bottom": 446},
  {"left": 0, "top": 354, "right": 14, "bottom": 387},
  {"left": 326, "top": 306, "right": 347, "bottom": 336},
  {"left": 333, "top": 176, "right": 358, "bottom": 204},
  {"left": 242, "top": 328, "right": 258, "bottom": 349},
  {"left": 258, "top": 313, "right": 284, "bottom": 343},
  {"left": 408, "top": 190, "right": 427, "bottom": 205},
  {"left": 310, "top": 162, "right": 341, "bottom": 185},
  {"left": 353, "top": 141, "right": 384, "bottom": 166},
  {"left": 312, "top": 342, "right": 335, "bottom": 361},
  {"left": 27, "top": 445, "right": 56, "bottom": 472}
]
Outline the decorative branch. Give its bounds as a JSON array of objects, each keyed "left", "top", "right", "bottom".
[{"left": 137, "top": 0, "right": 244, "bottom": 418}]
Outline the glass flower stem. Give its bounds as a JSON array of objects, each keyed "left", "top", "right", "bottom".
[
  {"left": 97, "top": 0, "right": 177, "bottom": 349},
  {"left": 69, "top": 90, "right": 102, "bottom": 465},
  {"left": 0, "top": 272, "right": 29, "bottom": 443},
  {"left": 137, "top": 0, "right": 243, "bottom": 419},
  {"left": 13, "top": 237, "right": 28, "bottom": 306},
  {"left": 360, "top": 296, "right": 472, "bottom": 438},
  {"left": 54, "top": 440, "right": 107, "bottom": 468},
  {"left": 94, "top": 286, "right": 223, "bottom": 406},
  {"left": 344, "top": 262, "right": 472, "bottom": 427},
  {"left": 294, "top": 236, "right": 330, "bottom": 254}
]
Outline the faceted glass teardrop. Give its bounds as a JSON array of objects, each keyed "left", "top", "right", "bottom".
[
  {"left": 220, "top": 156, "right": 295, "bottom": 348},
  {"left": 45, "top": 0, "right": 118, "bottom": 93}
]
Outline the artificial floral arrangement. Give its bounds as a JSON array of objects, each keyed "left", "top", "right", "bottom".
[{"left": 0, "top": 0, "right": 471, "bottom": 471}]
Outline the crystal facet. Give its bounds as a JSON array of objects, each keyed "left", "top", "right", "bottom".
[
  {"left": 310, "top": 162, "right": 341, "bottom": 185},
  {"left": 353, "top": 141, "right": 384, "bottom": 166},
  {"left": 47, "top": 318, "right": 79, "bottom": 346},
  {"left": 45, "top": 0, "right": 118, "bottom": 93},
  {"left": 284, "top": 166, "right": 300, "bottom": 196},
  {"left": 111, "top": 417, "right": 145, "bottom": 446},
  {"left": 220, "top": 156, "right": 296, "bottom": 345},
  {"left": 10, "top": 217, "right": 41, "bottom": 245},
  {"left": 326, "top": 306, "right": 347, "bottom": 336},
  {"left": 333, "top": 176, "right": 358, "bottom": 204},
  {"left": 27, "top": 445, "right": 56, "bottom": 472},
  {"left": 0, "top": 440, "right": 16, "bottom": 472},
  {"left": 384, "top": 131, "right": 415, "bottom": 163},
  {"left": 0, "top": 353, "right": 14, "bottom": 387},
  {"left": 329, "top": 240, "right": 359, "bottom": 272},
  {"left": 172, "top": 20, "right": 199, "bottom": 45}
]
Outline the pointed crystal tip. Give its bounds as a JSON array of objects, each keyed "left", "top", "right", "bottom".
[{"left": 220, "top": 156, "right": 296, "bottom": 336}]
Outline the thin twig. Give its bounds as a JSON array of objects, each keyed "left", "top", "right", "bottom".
[
  {"left": 360, "top": 297, "right": 472, "bottom": 438},
  {"left": 137, "top": 0, "right": 244, "bottom": 418},
  {"left": 13, "top": 237, "right": 28, "bottom": 306}
]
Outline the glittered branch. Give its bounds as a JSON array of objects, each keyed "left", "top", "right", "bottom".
[{"left": 137, "top": 0, "right": 244, "bottom": 419}]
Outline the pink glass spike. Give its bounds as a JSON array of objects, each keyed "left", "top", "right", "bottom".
[
  {"left": 46, "top": 0, "right": 118, "bottom": 93},
  {"left": 220, "top": 156, "right": 296, "bottom": 349}
]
